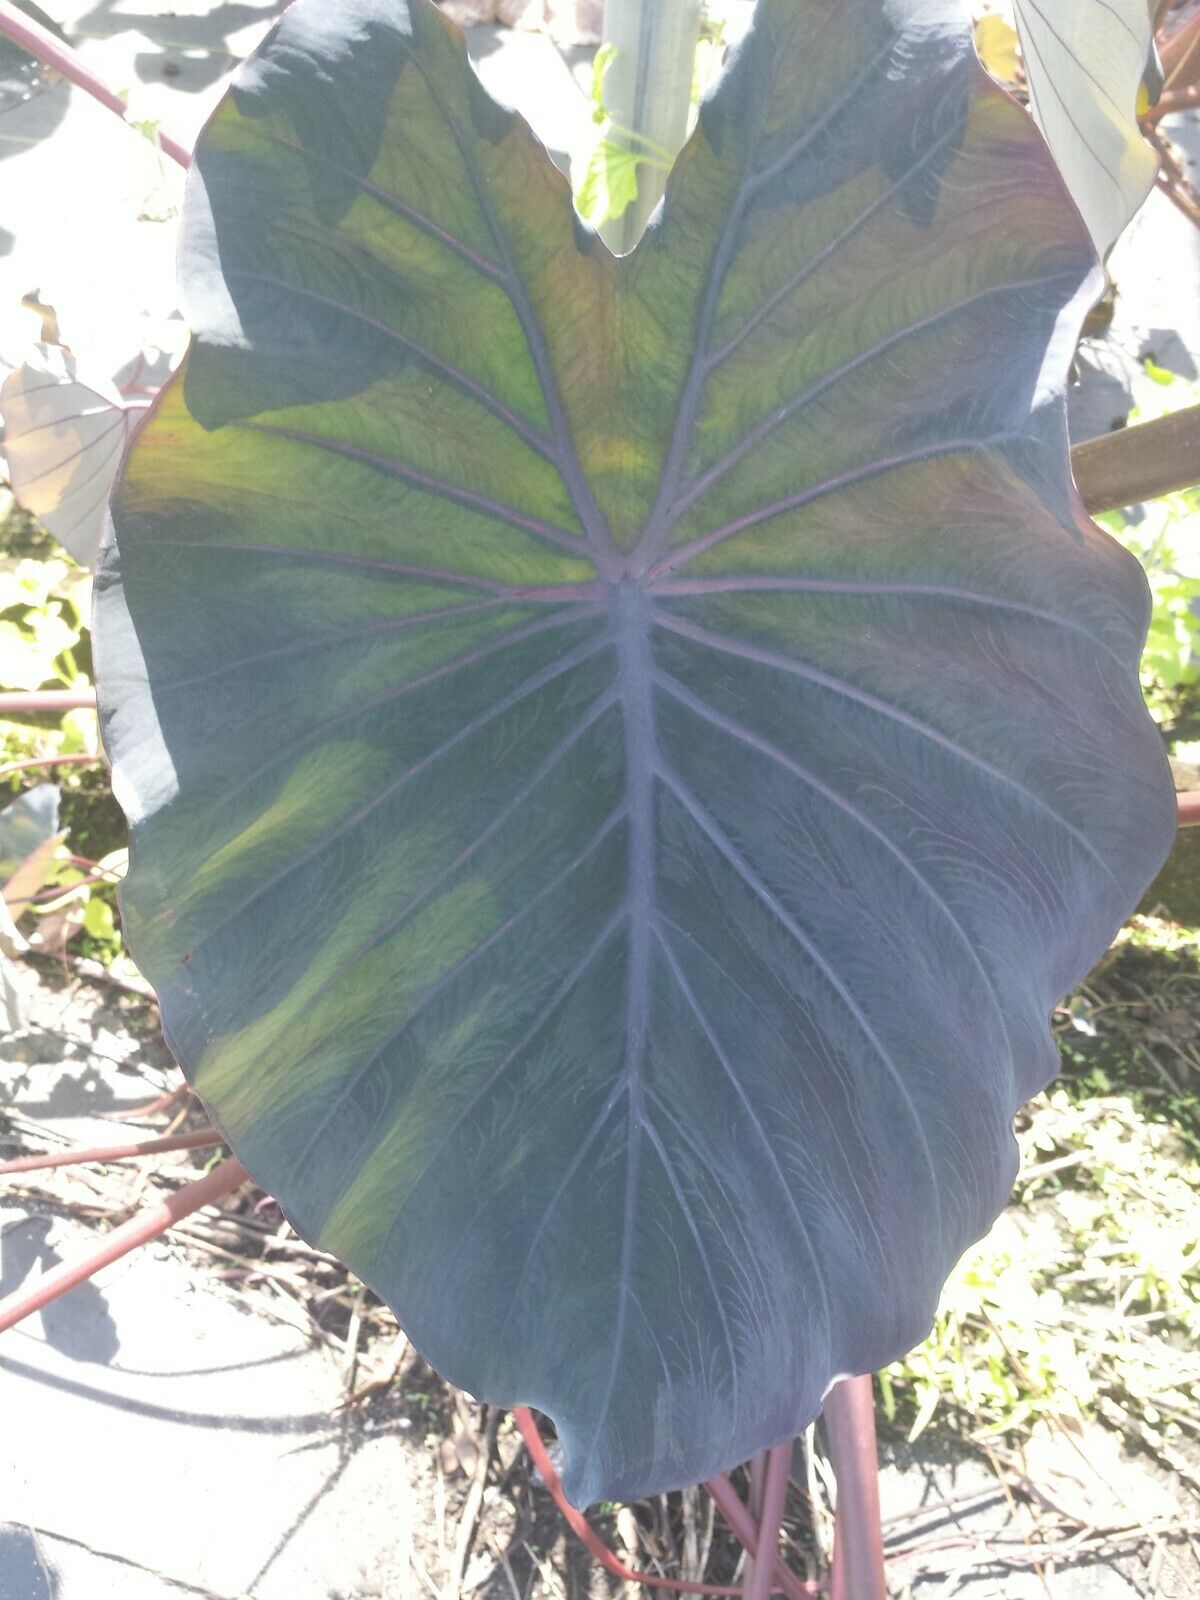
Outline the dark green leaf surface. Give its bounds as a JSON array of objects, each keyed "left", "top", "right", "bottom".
[{"left": 95, "top": 0, "right": 1175, "bottom": 1503}]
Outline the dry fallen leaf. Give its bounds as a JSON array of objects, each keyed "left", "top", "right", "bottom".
[{"left": 438, "top": 1428, "right": 481, "bottom": 1477}]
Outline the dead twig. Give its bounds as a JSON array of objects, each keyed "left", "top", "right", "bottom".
[
  {"left": 341, "top": 1281, "right": 366, "bottom": 1401},
  {"left": 802, "top": 1425, "right": 835, "bottom": 1571},
  {"left": 445, "top": 1406, "right": 500, "bottom": 1600},
  {"left": 488, "top": 1538, "right": 524, "bottom": 1600},
  {"left": 340, "top": 1328, "right": 412, "bottom": 1408}
]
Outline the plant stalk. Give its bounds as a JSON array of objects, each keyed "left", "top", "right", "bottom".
[
  {"left": 0, "top": 0, "right": 191, "bottom": 168},
  {"left": 703, "top": 1476, "right": 818, "bottom": 1600},
  {"left": 598, "top": 0, "right": 701, "bottom": 254},
  {"left": 512, "top": 1406, "right": 791, "bottom": 1596},
  {"left": 0, "top": 1128, "right": 223, "bottom": 1175},
  {"left": 1160, "top": 6, "right": 1200, "bottom": 88},
  {"left": 0, "top": 690, "right": 97, "bottom": 715},
  {"left": 0, "top": 1157, "right": 247, "bottom": 1335},
  {"left": 1071, "top": 403, "right": 1200, "bottom": 514},
  {"left": 824, "top": 1377, "right": 887, "bottom": 1600},
  {"left": 744, "top": 1444, "right": 793, "bottom": 1600},
  {"left": 741, "top": 1449, "right": 767, "bottom": 1597},
  {"left": 0, "top": 753, "right": 101, "bottom": 780}
]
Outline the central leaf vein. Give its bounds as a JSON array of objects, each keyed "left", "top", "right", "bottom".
[{"left": 579, "top": 587, "right": 661, "bottom": 1480}]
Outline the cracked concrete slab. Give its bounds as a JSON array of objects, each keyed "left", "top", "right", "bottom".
[{"left": 1, "top": 1208, "right": 425, "bottom": 1600}]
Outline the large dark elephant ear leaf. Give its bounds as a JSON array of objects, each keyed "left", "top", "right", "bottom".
[{"left": 94, "top": 0, "right": 1175, "bottom": 1505}]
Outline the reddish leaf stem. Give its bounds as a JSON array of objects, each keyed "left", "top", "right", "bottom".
[
  {"left": 744, "top": 1444, "right": 795, "bottom": 1600},
  {"left": 1160, "top": 6, "right": 1200, "bottom": 88},
  {"left": 0, "top": 1128, "right": 223, "bottom": 1175},
  {"left": 0, "top": 1157, "right": 247, "bottom": 1335},
  {"left": 0, "top": 0, "right": 191, "bottom": 168},
  {"left": 824, "top": 1378, "right": 887, "bottom": 1600},
  {"left": 0, "top": 753, "right": 101, "bottom": 780},
  {"left": 0, "top": 691, "right": 97, "bottom": 715},
  {"left": 703, "top": 1475, "right": 820, "bottom": 1600},
  {"left": 1142, "top": 83, "right": 1200, "bottom": 123},
  {"left": 512, "top": 1406, "right": 805, "bottom": 1596}
]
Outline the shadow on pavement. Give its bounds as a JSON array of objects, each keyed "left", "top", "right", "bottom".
[
  {"left": 0, "top": 0, "right": 68, "bottom": 166},
  {"left": 0, "top": 1216, "right": 120, "bottom": 1364},
  {"left": 71, "top": 0, "right": 285, "bottom": 93}
]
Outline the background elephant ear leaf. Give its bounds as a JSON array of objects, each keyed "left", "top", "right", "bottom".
[{"left": 1008, "top": 0, "right": 1160, "bottom": 257}]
